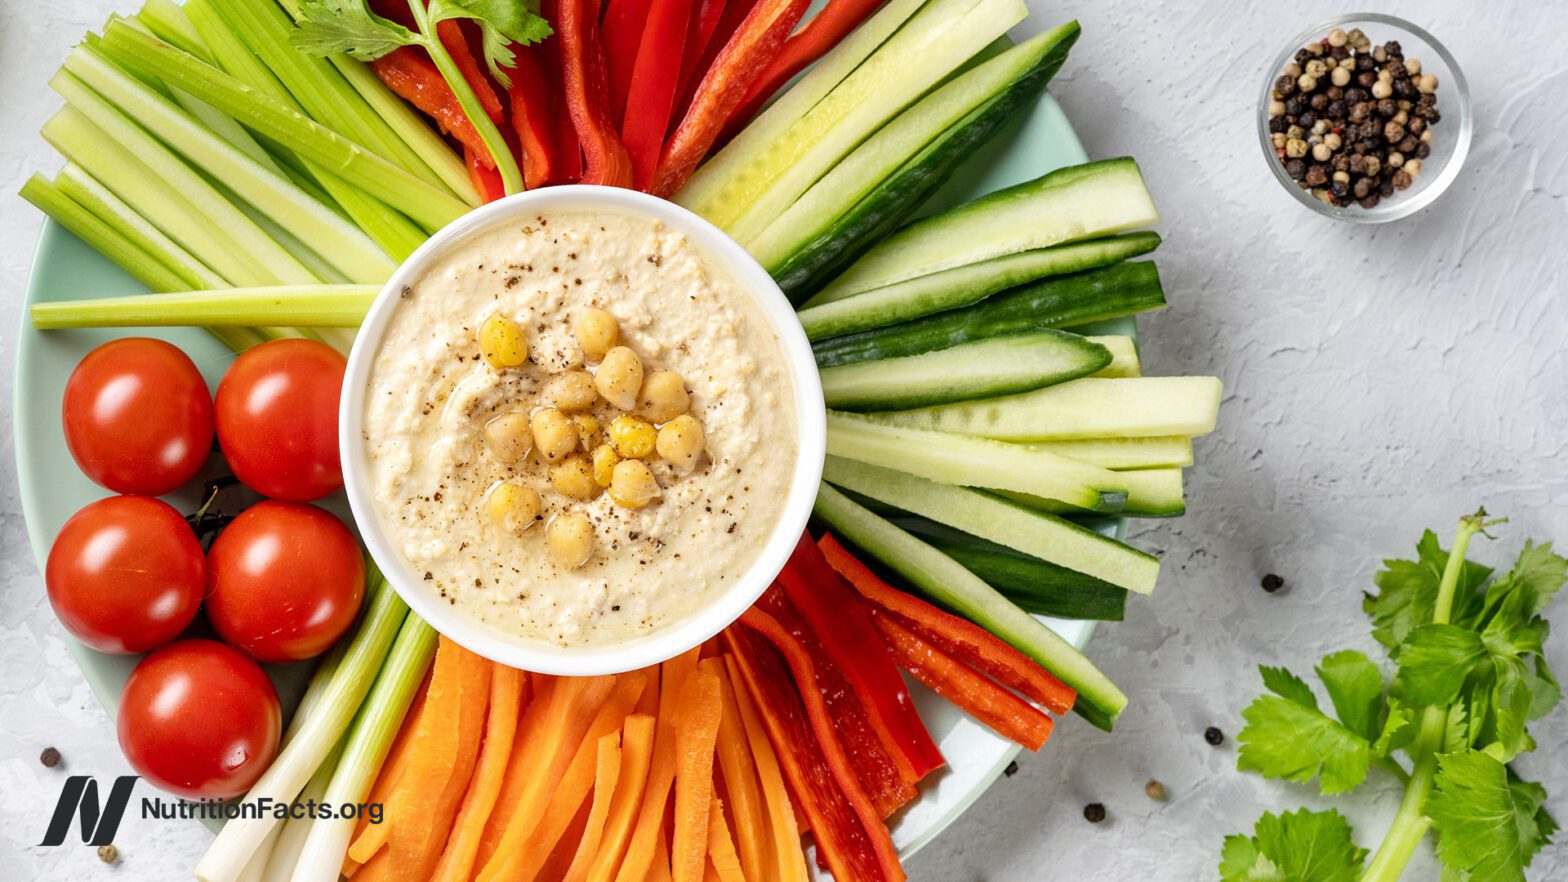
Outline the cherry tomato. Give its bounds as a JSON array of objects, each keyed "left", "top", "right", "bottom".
[
  {"left": 45, "top": 496, "right": 205, "bottom": 654},
  {"left": 62, "top": 338, "right": 213, "bottom": 496},
  {"left": 215, "top": 338, "right": 346, "bottom": 501},
  {"left": 118, "top": 639, "right": 280, "bottom": 799},
  {"left": 205, "top": 500, "right": 365, "bottom": 663}
]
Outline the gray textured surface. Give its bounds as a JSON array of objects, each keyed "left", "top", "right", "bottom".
[{"left": 3, "top": 1, "right": 1567, "bottom": 879}]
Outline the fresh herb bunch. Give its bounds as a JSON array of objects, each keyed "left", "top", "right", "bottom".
[{"left": 1223, "top": 511, "right": 1563, "bottom": 882}]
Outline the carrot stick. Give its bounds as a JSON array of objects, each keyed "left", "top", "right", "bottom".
[
  {"left": 345, "top": 666, "right": 434, "bottom": 870},
  {"left": 819, "top": 533, "right": 1076, "bottom": 714},
  {"left": 650, "top": 825, "right": 674, "bottom": 882},
  {"left": 430, "top": 665, "right": 527, "bottom": 882},
  {"left": 354, "top": 848, "right": 390, "bottom": 882},
  {"left": 707, "top": 796, "right": 747, "bottom": 882},
  {"left": 387, "top": 639, "right": 493, "bottom": 882},
  {"left": 542, "top": 797, "right": 596, "bottom": 879},
  {"left": 584, "top": 713, "right": 657, "bottom": 882},
  {"left": 476, "top": 675, "right": 616, "bottom": 870},
  {"left": 723, "top": 655, "right": 807, "bottom": 882},
  {"left": 875, "top": 614, "right": 1054, "bottom": 750},
  {"left": 672, "top": 669, "right": 723, "bottom": 882},
  {"left": 612, "top": 647, "right": 702, "bottom": 882},
  {"left": 705, "top": 658, "right": 769, "bottom": 882},
  {"left": 563, "top": 725, "right": 632, "bottom": 882},
  {"left": 479, "top": 672, "right": 649, "bottom": 882}
]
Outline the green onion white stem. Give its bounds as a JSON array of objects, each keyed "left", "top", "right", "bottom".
[
  {"left": 260, "top": 740, "right": 343, "bottom": 882},
  {"left": 290, "top": 616, "right": 438, "bottom": 882},
  {"left": 196, "top": 575, "right": 409, "bottom": 882}
]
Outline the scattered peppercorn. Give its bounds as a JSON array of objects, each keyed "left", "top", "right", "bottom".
[
  {"left": 1145, "top": 779, "right": 1168, "bottom": 801},
  {"left": 1266, "top": 28, "right": 1442, "bottom": 207},
  {"left": 1083, "top": 803, "right": 1107, "bottom": 823},
  {"left": 1003, "top": 760, "right": 1019, "bottom": 777},
  {"left": 97, "top": 844, "right": 118, "bottom": 864},
  {"left": 1205, "top": 726, "right": 1226, "bottom": 746},
  {"left": 1261, "top": 573, "right": 1285, "bottom": 593},
  {"left": 40, "top": 746, "right": 61, "bottom": 768}
]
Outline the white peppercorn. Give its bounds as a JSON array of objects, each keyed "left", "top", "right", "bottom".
[
  {"left": 1327, "top": 28, "right": 1347, "bottom": 47},
  {"left": 1403, "top": 158, "right": 1422, "bottom": 177},
  {"left": 1418, "top": 73, "right": 1438, "bottom": 93},
  {"left": 1312, "top": 142, "right": 1332, "bottom": 162},
  {"left": 1284, "top": 138, "right": 1308, "bottom": 158},
  {"left": 1371, "top": 80, "right": 1392, "bottom": 99},
  {"left": 1388, "top": 151, "right": 1404, "bottom": 168},
  {"left": 1331, "top": 66, "right": 1351, "bottom": 87},
  {"left": 1298, "top": 73, "right": 1317, "bottom": 92}
]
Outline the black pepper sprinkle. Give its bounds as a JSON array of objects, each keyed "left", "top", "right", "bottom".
[
  {"left": 1261, "top": 573, "right": 1285, "bottom": 593},
  {"left": 1083, "top": 803, "right": 1106, "bottom": 823},
  {"left": 40, "top": 746, "right": 60, "bottom": 768},
  {"left": 1205, "top": 726, "right": 1226, "bottom": 746}
]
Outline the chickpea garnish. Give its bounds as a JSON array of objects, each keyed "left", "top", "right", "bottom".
[
  {"left": 636, "top": 371, "right": 689, "bottom": 423},
  {"left": 590, "top": 444, "right": 620, "bottom": 487},
  {"left": 544, "top": 370, "right": 599, "bottom": 412},
  {"left": 609, "top": 459, "right": 660, "bottom": 509},
  {"left": 530, "top": 408, "right": 578, "bottom": 463},
  {"left": 485, "top": 481, "right": 541, "bottom": 534},
  {"left": 547, "top": 512, "right": 594, "bottom": 568},
  {"left": 608, "top": 415, "right": 657, "bottom": 459},
  {"left": 550, "top": 454, "right": 598, "bottom": 501},
  {"left": 573, "top": 308, "right": 619, "bottom": 362},
  {"left": 574, "top": 414, "right": 601, "bottom": 451},
  {"left": 483, "top": 412, "right": 533, "bottom": 463},
  {"left": 595, "top": 346, "right": 643, "bottom": 410},
  {"left": 478, "top": 314, "right": 528, "bottom": 370},
  {"left": 656, "top": 415, "right": 704, "bottom": 470}
]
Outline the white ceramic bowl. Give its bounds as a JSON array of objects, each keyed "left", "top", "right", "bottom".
[{"left": 340, "top": 186, "right": 825, "bottom": 676}]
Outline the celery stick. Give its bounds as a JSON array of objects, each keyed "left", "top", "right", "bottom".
[
  {"left": 205, "top": 0, "right": 450, "bottom": 198},
  {"left": 65, "top": 46, "right": 394, "bottom": 284},
  {"left": 183, "top": 1, "right": 428, "bottom": 258},
  {"left": 136, "top": 0, "right": 214, "bottom": 62},
  {"left": 50, "top": 71, "right": 315, "bottom": 285},
  {"left": 271, "top": 0, "right": 478, "bottom": 205},
  {"left": 31, "top": 285, "right": 378, "bottom": 329},
  {"left": 291, "top": 617, "right": 437, "bottom": 882},
  {"left": 195, "top": 578, "right": 410, "bottom": 882},
  {"left": 98, "top": 22, "right": 466, "bottom": 232},
  {"left": 55, "top": 165, "right": 224, "bottom": 289},
  {"left": 21, "top": 175, "right": 193, "bottom": 293}
]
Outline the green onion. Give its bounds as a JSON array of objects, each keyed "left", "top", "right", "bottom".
[
  {"left": 258, "top": 739, "right": 343, "bottom": 882},
  {"left": 97, "top": 21, "right": 468, "bottom": 232},
  {"left": 195, "top": 575, "right": 410, "bottom": 882},
  {"left": 31, "top": 285, "right": 378, "bottom": 329},
  {"left": 291, "top": 616, "right": 438, "bottom": 882},
  {"left": 63, "top": 45, "right": 396, "bottom": 284}
]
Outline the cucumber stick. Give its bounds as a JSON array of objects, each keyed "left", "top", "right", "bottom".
[
  {"left": 812, "top": 261, "right": 1164, "bottom": 367},
  {"left": 750, "top": 22, "right": 1080, "bottom": 273},
  {"left": 819, "top": 330, "right": 1109, "bottom": 411},
  {"left": 870, "top": 376, "right": 1223, "bottom": 441},
  {"left": 1087, "top": 335, "right": 1141, "bottom": 377},
  {"left": 825, "top": 412, "right": 1128, "bottom": 512},
  {"left": 798, "top": 232, "right": 1159, "bottom": 339},
  {"left": 687, "top": 0, "right": 1026, "bottom": 241},
  {"left": 816, "top": 157, "right": 1159, "bottom": 302},
  {"left": 1033, "top": 436, "right": 1193, "bottom": 469},
  {"left": 814, "top": 484, "right": 1128, "bottom": 730},
  {"left": 824, "top": 456, "right": 1159, "bottom": 593},
  {"left": 1001, "top": 467, "right": 1186, "bottom": 517}
]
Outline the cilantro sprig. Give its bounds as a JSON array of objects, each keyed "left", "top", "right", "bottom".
[
  {"left": 292, "top": 0, "right": 551, "bottom": 195},
  {"left": 1224, "top": 511, "right": 1563, "bottom": 882}
]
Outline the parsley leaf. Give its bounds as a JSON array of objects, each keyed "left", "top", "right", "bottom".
[
  {"left": 1220, "top": 809, "right": 1365, "bottom": 882},
  {"left": 291, "top": 0, "right": 419, "bottom": 61},
  {"left": 1239, "top": 667, "right": 1371, "bottom": 795},
  {"left": 1316, "top": 649, "right": 1385, "bottom": 743},
  {"left": 1426, "top": 750, "right": 1552, "bottom": 882},
  {"left": 428, "top": 0, "right": 551, "bottom": 88},
  {"left": 1393, "top": 624, "right": 1487, "bottom": 705}
]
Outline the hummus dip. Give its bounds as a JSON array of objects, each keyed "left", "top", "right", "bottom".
[{"left": 363, "top": 211, "right": 798, "bottom": 647}]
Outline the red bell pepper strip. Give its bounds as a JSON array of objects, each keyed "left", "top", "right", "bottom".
[
  {"left": 506, "top": 43, "right": 561, "bottom": 187},
  {"left": 818, "top": 533, "right": 1078, "bottom": 716},
  {"left": 719, "top": 0, "right": 885, "bottom": 142},
  {"left": 370, "top": 47, "right": 492, "bottom": 161},
  {"left": 674, "top": 0, "right": 728, "bottom": 105},
  {"left": 602, "top": 0, "right": 654, "bottom": 126},
  {"left": 621, "top": 0, "right": 694, "bottom": 189},
  {"left": 538, "top": 0, "right": 583, "bottom": 183},
  {"left": 777, "top": 534, "right": 944, "bottom": 782},
  {"left": 438, "top": 19, "right": 505, "bottom": 125},
  {"left": 465, "top": 147, "right": 507, "bottom": 202},
  {"left": 723, "top": 615, "right": 904, "bottom": 882},
  {"left": 557, "top": 0, "right": 634, "bottom": 188},
  {"left": 874, "top": 612, "right": 1055, "bottom": 750},
  {"left": 648, "top": 0, "right": 808, "bottom": 196},
  {"left": 754, "top": 586, "right": 918, "bottom": 817},
  {"left": 670, "top": 0, "right": 759, "bottom": 124}
]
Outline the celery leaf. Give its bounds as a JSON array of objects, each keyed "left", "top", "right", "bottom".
[
  {"left": 1220, "top": 809, "right": 1365, "bottom": 882},
  {"left": 291, "top": 0, "right": 419, "bottom": 61}
]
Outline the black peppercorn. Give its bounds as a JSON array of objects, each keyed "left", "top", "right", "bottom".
[
  {"left": 1284, "top": 159, "right": 1306, "bottom": 180},
  {"left": 1004, "top": 760, "right": 1019, "bottom": 777},
  {"left": 1392, "top": 170, "right": 1412, "bottom": 191},
  {"left": 1353, "top": 177, "right": 1372, "bottom": 199},
  {"left": 1309, "top": 93, "right": 1328, "bottom": 110},
  {"left": 1268, "top": 116, "right": 1287, "bottom": 134},
  {"left": 1261, "top": 573, "right": 1285, "bottom": 592},
  {"left": 1304, "top": 165, "right": 1328, "bottom": 186},
  {"left": 1357, "top": 70, "right": 1377, "bottom": 88},
  {"left": 1327, "top": 99, "right": 1346, "bottom": 117},
  {"left": 1384, "top": 120, "right": 1405, "bottom": 142},
  {"left": 1348, "top": 102, "right": 1369, "bottom": 123},
  {"left": 1379, "top": 178, "right": 1395, "bottom": 197},
  {"left": 1083, "top": 803, "right": 1107, "bottom": 823},
  {"left": 1204, "top": 727, "right": 1225, "bottom": 746},
  {"left": 1398, "top": 135, "right": 1418, "bottom": 154},
  {"left": 40, "top": 747, "right": 61, "bottom": 768},
  {"left": 1356, "top": 52, "right": 1374, "bottom": 71},
  {"left": 1331, "top": 154, "right": 1350, "bottom": 173},
  {"left": 1377, "top": 97, "right": 1397, "bottom": 116},
  {"left": 1418, "top": 91, "right": 1437, "bottom": 108},
  {"left": 1275, "top": 75, "right": 1297, "bottom": 97},
  {"left": 1330, "top": 179, "right": 1349, "bottom": 200},
  {"left": 1359, "top": 193, "right": 1381, "bottom": 209},
  {"left": 1407, "top": 116, "right": 1425, "bottom": 135},
  {"left": 1296, "top": 48, "right": 1313, "bottom": 64},
  {"left": 1384, "top": 40, "right": 1402, "bottom": 57},
  {"left": 1326, "top": 85, "right": 1344, "bottom": 101},
  {"left": 1415, "top": 142, "right": 1431, "bottom": 159},
  {"left": 1345, "top": 86, "right": 1367, "bottom": 103},
  {"left": 1298, "top": 111, "right": 1316, "bottom": 129},
  {"left": 1395, "top": 78, "right": 1417, "bottom": 99},
  {"left": 1348, "top": 153, "right": 1368, "bottom": 174},
  {"left": 1285, "top": 97, "right": 1307, "bottom": 116}
]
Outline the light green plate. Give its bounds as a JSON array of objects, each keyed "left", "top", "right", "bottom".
[{"left": 16, "top": 89, "right": 1128, "bottom": 862}]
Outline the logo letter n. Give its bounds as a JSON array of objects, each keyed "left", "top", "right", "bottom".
[{"left": 39, "top": 776, "right": 138, "bottom": 846}]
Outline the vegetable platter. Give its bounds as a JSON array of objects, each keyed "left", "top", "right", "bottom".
[{"left": 15, "top": 0, "right": 1222, "bottom": 878}]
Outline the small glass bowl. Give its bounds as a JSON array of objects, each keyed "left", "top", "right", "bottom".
[{"left": 1257, "top": 13, "right": 1472, "bottom": 223}]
